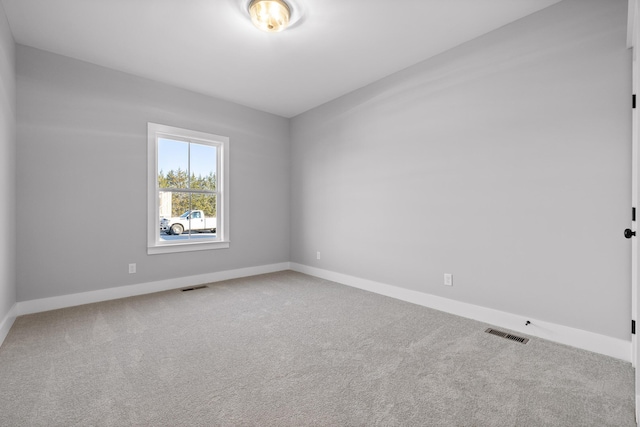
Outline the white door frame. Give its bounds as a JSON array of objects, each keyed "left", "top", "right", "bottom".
[{"left": 628, "top": 0, "right": 639, "bottom": 421}]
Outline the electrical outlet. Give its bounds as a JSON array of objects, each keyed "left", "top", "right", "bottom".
[
  {"left": 316, "top": 251, "right": 321, "bottom": 260},
  {"left": 129, "top": 263, "right": 137, "bottom": 274},
  {"left": 444, "top": 273, "right": 453, "bottom": 286}
]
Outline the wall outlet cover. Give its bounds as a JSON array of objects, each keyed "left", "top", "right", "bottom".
[{"left": 444, "top": 273, "right": 453, "bottom": 286}]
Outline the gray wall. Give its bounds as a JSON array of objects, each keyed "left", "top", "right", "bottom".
[
  {"left": 0, "top": 5, "right": 16, "bottom": 321},
  {"left": 11, "top": 0, "right": 632, "bottom": 344},
  {"left": 290, "top": 0, "right": 631, "bottom": 340},
  {"left": 16, "top": 46, "right": 290, "bottom": 301}
]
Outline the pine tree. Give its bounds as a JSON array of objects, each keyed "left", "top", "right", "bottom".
[{"left": 158, "top": 169, "right": 218, "bottom": 217}]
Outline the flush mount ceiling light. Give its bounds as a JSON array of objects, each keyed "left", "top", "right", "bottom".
[{"left": 248, "top": 0, "right": 291, "bottom": 32}]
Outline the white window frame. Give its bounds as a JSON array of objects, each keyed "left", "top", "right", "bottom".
[{"left": 147, "top": 123, "right": 230, "bottom": 255}]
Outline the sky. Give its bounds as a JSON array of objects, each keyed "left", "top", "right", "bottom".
[{"left": 158, "top": 137, "right": 217, "bottom": 178}]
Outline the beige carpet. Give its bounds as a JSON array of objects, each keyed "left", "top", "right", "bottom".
[{"left": 0, "top": 271, "right": 634, "bottom": 426}]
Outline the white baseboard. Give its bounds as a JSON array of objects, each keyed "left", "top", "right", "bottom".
[
  {"left": 16, "top": 262, "right": 291, "bottom": 316},
  {"left": 11, "top": 261, "right": 632, "bottom": 362},
  {"left": 290, "top": 263, "right": 631, "bottom": 362},
  {"left": 0, "top": 303, "right": 17, "bottom": 348}
]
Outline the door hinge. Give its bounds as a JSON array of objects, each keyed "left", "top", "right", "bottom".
[
  {"left": 633, "top": 320, "right": 636, "bottom": 335},
  {"left": 634, "top": 94, "right": 637, "bottom": 109}
]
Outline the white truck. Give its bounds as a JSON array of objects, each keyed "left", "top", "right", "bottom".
[{"left": 160, "top": 210, "right": 217, "bottom": 235}]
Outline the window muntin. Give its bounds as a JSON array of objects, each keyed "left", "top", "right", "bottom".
[{"left": 148, "top": 123, "right": 229, "bottom": 254}]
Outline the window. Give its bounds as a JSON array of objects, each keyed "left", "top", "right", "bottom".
[{"left": 147, "top": 123, "right": 229, "bottom": 254}]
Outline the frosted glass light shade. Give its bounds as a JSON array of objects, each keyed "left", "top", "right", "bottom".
[{"left": 249, "top": 0, "right": 291, "bottom": 32}]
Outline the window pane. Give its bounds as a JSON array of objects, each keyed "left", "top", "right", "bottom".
[
  {"left": 184, "top": 194, "right": 217, "bottom": 238},
  {"left": 158, "top": 138, "right": 189, "bottom": 189},
  {"left": 159, "top": 192, "right": 217, "bottom": 241},
  {"left": 190, "top": 143, "right": 217, "bottom": 191}
]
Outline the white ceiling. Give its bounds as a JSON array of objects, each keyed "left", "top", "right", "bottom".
[{"left": 1, "top": 0, "right": 562, "bottom": 118}]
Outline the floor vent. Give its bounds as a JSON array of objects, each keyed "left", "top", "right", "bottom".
[
  {"left": 485, "top": 328, "right": 529, "bottom": 344},
  {"left": 181, "top": 285, "right": 208, "bottom": 292}
]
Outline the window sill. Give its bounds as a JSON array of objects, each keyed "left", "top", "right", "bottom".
[{"left": 148, "top": 240, "right": 230, "bottom": 255}]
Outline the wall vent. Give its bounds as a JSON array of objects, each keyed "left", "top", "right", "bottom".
[
  {"left": 181, "top": 285, "right": 208, "bottom": 292},
  {"left": 485, "top": 328, "right": 529, "bottom": 344}
]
